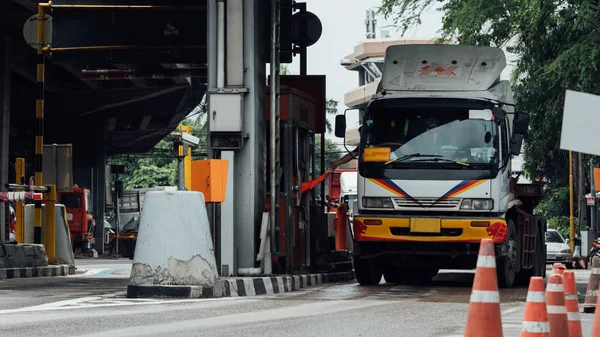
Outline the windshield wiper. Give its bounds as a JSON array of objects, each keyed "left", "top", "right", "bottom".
[
  {"left": 381, "top": 153, "right": 443, "bottom": 168},
  {"left": 411, "top": 157, "right": 473, "bottom": 168}
]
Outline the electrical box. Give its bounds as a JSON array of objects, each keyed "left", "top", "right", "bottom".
[
  {"left": 208, "top": 92, "right": 244, "bottom": 133},
  {"left": 190, "top": 159, "right": 229, "bottom": 203},
  {"left": 42, "top": 144, "right": 73, "bottom": 192}
]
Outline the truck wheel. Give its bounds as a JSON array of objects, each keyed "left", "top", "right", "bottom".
[
  {"left": 497, "top": 220, "right": 518, "bottom": 288},
  {"left": 354, "top": 258, "right": 382, "bottom": 286}
]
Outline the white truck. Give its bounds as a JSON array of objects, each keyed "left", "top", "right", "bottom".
[{"left": 334, "top": 44, "right": 546, "bottom": 288}]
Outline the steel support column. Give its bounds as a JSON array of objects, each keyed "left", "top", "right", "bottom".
[
  {"left": 0, "top": 35, "right": 10, "bottom": 244},
  {"left": 94, "top": 123, "right": 106, "bottom": 254},
  {"left": 232, "top": 0, "right": 267, "bottom": 269}
]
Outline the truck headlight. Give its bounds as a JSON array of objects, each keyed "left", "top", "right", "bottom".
[
  {"left": 460, "top": 199, "right": 493, "bottom": 210},
  {"left": 363, "top": 197, "right": 394, "bottom": 208}
]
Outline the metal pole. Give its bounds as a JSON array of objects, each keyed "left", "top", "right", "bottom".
[
  {"left": 590, "top": 159, "right": 596, "bottom": 236},
  {"left": 34, "top": 6, "right": 46, "bottom": 245},
  {"left": 569, "top": 151, "right": 575, "bottom": 252},
  {"left": 44, "top": 185, "right": 56, "bottom": 263},
  {"left": 178, "top": 146, "right": 185, "bottom": 191},
  {"left": 578, "top": 153, "right": 585, "bottom": 231},
  {"left": 269, "top": 0, "right": 281, "bottom": 258},
  {"left": 115, "top": 177, "right": 120, "bottom": 256},
  {"left": 0, "top": 35, "right": 10, "bottom": 244},
  {"left": 15, "top": 158, "right": 25, "bottom": 243}
]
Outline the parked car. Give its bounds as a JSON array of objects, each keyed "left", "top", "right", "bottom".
[{"left": 546, "top": 229, "right": 573, "bottom": 268}]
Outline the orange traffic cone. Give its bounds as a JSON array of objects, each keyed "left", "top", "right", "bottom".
[
  {"left": 520, "top": 276, "right": 550, "bottom": 337},
  {"left": 591, "top": 288, "right": 600, "bottom": 337},
  {"left": 464, "top": 238, "right": 503, "bottom": 337},
  {"left": 546, "top": 274, "right": 570, "bottom": 337},
  {"left": 563, "top": 271, "right": 583, "bottom": 337},
  {"left": 584, "top": 255, "right": 600, "bottom": 313},
  {"left": 552, "top": 263, "right": 566, "bottom": 275}
]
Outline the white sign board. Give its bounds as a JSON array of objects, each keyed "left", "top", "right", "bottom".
[
  {"left": 560, "top": 90, "right": 600, "bottom": 156},
  {"left": 23, "top": 14, "right": 53, "bottom": 50}
]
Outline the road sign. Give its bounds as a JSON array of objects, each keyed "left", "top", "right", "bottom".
[
  {"left": 22, "top": 14, "right": 53, "bottom": 50},
  {"left": 560, "top": 90, "right": 600, "bottom": 156},
  {"left": 291, "top": 11, "right": 322, "bottom": 48}
]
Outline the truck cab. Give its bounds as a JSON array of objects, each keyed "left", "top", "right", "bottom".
[
  {"left": 335, "top": 44, "right": 546, "bottom": 288},
  {"left": 58, "top": 185, "right": 95, "bottom": 252}
]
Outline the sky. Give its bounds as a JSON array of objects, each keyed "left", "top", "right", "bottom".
[{"left": 283, "top": 0, "right": 444, "bottom": 144}]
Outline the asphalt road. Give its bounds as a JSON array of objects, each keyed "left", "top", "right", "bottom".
[{"left": 0, "top": 260, "right": 595, "bottom": 337}]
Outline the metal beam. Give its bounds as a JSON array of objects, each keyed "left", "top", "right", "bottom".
[
  {"left": 59, "top": 63, "right": 102, "bottom": 90},
  {"left": 78, "top": 86, "right": 187, "bottom": 116},
  {"left": 9, "top": 0, "right": 36, "bottom": 11}
]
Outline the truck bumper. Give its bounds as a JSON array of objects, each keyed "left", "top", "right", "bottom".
[{"left": 353, "top": 216, "right": 508, "bottom": 244}]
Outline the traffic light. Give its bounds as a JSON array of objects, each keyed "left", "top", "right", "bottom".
[{"left": 265, "top": 0, "right": 293, "bottom": 64}]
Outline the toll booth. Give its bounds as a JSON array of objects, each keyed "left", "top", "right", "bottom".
[{"left": 266, "top": 76, "right": 327, "bottom": 274}]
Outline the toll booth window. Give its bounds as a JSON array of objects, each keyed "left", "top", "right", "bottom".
[{"left": 61, "top": 194, "right": 81, "bottom": 208}]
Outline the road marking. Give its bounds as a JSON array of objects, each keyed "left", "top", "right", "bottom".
[
  {"left": 72, "top": 299, "right": 393, "bottom": 337},
  {"left": 0, "top": 294, "right": 258, "bottom": 314}
]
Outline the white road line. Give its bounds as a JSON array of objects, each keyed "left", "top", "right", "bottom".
[{"left": 72, "top": 299, "right": 393, "bottom": 337}]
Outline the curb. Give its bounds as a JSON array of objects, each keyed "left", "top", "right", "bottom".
[
  {"left": 0, "top": 265, "right": 71, "bottom": 280},
  {"left": 127, "top": 271, "right": 355, "bottom": 299}
]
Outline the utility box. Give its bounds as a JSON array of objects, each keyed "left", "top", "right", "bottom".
[
  {"left": 190, "top": 159, "right": 229, "bottom": 203},
  {"left": 42, "top": 144, "right": 73, "bottom": 192},
  {"left": 208, "top": 92, "right": 244, "bottom": 132},
  {"left": 208, "top": 91, "right": 245, "bottom": 150}
]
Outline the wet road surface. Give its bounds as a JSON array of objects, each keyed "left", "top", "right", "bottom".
[{"left": 0, "top": 264, "right": 594, "bottom": 337}]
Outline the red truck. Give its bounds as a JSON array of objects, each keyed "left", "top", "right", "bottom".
[{"left": 58, "top": 185, "right": 96, "bottom": 253}]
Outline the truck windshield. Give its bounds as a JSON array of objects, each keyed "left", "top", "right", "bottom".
[
  {"left": 61, "top": 194, "right": 81, "bottom": 209},
  {"left": 362, "top": 106, "right": 499, "bottom": 167}
]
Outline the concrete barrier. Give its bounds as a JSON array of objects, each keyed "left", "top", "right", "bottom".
[
  {"left": 25, "top": 204, "right": 76, "bottom": 271},
  {"left": 128, "top": 189, "right": 219, "bottom": 295},
  {"left": 127, "top": 271, "right": 356, "bottom": 298},
  {"left": 0, "top": 243, "right": 48, "bottom": 268},
  {"left": 0, "top": 243, "right": 70, "bottom": 279}
]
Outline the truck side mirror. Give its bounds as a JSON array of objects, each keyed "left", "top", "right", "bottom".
[
  {"left": 513, "top": 111, "right": 530, "bottom": 134},
  {"left": 510, "top": 133, "right": 524, "bottom": 156},
  {"left": 334, "top": 115, "right": 346, "bottom": 138},
  {"left": 492, "top": 107, "right": 506, "bottom": 120}
]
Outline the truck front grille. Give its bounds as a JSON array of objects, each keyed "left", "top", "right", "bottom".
[{"left": 393, "top": 198, "right": 461, "bottom": 209}]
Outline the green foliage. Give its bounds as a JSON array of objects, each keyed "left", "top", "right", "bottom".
[
  {"left": 315, "top": 136, "right": 344, "bottom": 174},
  {"left": 378, "top": 0, "right": 600, "bottom": 187},
  {"left": 535, "top": 186, "right": 574, "bottom": 238},
  {"left": 107, "top": 111, "right": 207, "bottom": 189}
]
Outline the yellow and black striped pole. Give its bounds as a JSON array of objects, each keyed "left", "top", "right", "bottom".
[{"left": 34, "top": 5, "right": 46, "bottom": 244}]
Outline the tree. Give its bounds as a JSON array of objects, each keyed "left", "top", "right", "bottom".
[
  {"left": 315, "top": 137, "right": 344, "bottom": 174},
  {"left": 107, "top": 108, "right": 207, "bottom": 189},
  {"left": 378, "top": 1, "right": 600, "bottom": 187},
  {"left": 324, "top": 99, "right": 339, "bottom": 133}
]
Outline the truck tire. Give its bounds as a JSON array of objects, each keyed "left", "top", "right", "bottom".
[
  {"left": 354, "top": 258, "right": 382, "bottom": 286},
  {"left": 497, "top": 220, "right": 518, "bottom": 288}
]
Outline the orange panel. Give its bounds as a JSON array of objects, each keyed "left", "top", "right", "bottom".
[
  {"left": 190, "top": 159, "right": 229, "bottom": 203},
  {"left": 595, "top": 168, "right": 600, "bottom": 192}
]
